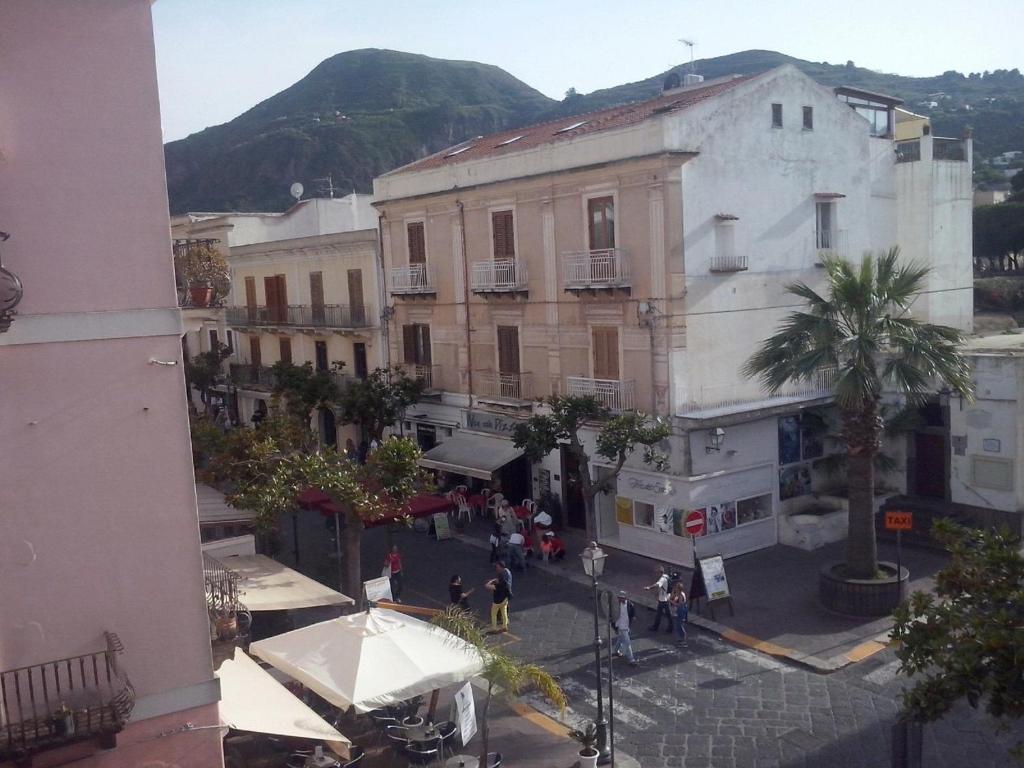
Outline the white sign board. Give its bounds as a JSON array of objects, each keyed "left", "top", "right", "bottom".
[
  {"left": 363, "top": 576, "right": 393, "bottom": 604},
  {"left": 451, "top": 681, "right": 477, "bottom": 746},
  {"left": 699, "top": 555, "right": 730, "bottom": 601}
]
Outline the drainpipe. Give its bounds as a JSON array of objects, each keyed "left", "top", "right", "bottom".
[
  {"left": 457, "top": 200, "right": 474, "bottom": 402},
  {"left": 376, "top": 211, "right": 391, "bottom": 370}
]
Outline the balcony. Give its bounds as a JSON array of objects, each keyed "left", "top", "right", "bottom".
[
  {"left": 390, "top": 264, "right": 436, "bottom": 295},
  {"left": 895, "top": 136, "right": 968, "bottom": 163},
  {"left": 895, "top": 139, "right": 921, "bottom": 163},
  {"left": 565, "top": 376, "right": 635, "bottom": 412},
  {"left": 402, "top": 363, "right": 440, "bottom": 391},
  {"left": 226, "top": 304, "right": 374, "bottom": 330},
  {"left": 562, "top": 249, "right": 630, "bottom": 291},
  {"left": 471, "top": 259, "right": 528, "bottom": 293},
  {"left": 678, "top": 367, "right": 837, "bottom": 417},
  {"left": 709, "top": 254, "right": 749, "bottom": 273},
  {"left": 933, "top": 137, "right": 967, "bottom": 161},
  {"left": 1, "top": 633, "right": 135, "bottom": 763},
  {"left": 815, "top": 229, "right": 848, "bottom": 263},
  {"left": 476, "top": 371, "right": 532, "bottom": 403},
  {"left": 229, "top": 363, "right": 277, "bottom": 390}
]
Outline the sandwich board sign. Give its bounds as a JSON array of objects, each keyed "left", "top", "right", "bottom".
[
  {"left": 699, "top": 555, "right": 730, "bottom": 601},
  {"left": 433, "top": 512, "right": 452, "bottom": 540},
  {"left": 363, "top": 576, "right": 393, "bottom": 604},
  {"left": 450, "top": 681, "right": 477, "bottom": 746}
]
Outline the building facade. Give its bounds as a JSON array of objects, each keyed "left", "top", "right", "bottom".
[
  {"left": 374, "top": 65, "right": 973, "bottom": 565},
  {"left": 0, "top": 3, "right": 222, "bottom": 766}
]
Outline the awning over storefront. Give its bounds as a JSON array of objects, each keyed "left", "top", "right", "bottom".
[
  {"left": 215, "top": 554, "right": 355, "bottom": 611},
  {"left": 418, "top": 432, "right": 524, "bottom": 480},
  {"left": 218, "top": 649, "right": 351, "bottom": 753}
]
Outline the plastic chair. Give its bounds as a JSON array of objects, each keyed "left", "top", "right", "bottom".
[
  {"left": 385, "top": 724, "right": 411, "bottom": 750},
  {"left": 341, "top": 746, "right": 365, "bottom": 767},
  {"left": 435, "top": 721, "right": 457, "bottom": 758},
  {"left": 486, "top": 493, "right": 504, "bottom": 519},
  {"left": 456, "top": 499, "right": 472, "bottom": 525},
  {"left": 455, "top": 484, "right": 468, "bottom": 495},
  {"left": 487, "top": 752, "right": 503, "bottom": 768}
]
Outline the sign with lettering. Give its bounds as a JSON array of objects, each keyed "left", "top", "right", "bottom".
[
  {"left": 433, "top": 512, "right": 452, "bottom": 540},
  {"left": 451, "top": 681, "right": 477, "bottom": 746},
  {"left": 615, "top": 468, "right": 688, "bottom": 507},
  {"left": 884, "top": 511, "right": 913, "bottom": 531},
  {"left": 698, "top": 555, "right": 730, "bottom": 601},
  {"left": 464, "top": 410, "right": 521, "bottom": 436},
  {"left": 363, "top": 576, "right": 393, "bottom": 604}
]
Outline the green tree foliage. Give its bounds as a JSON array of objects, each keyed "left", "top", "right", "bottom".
[
  {"left": 892, "top": 520, "right": 1024, "bottom": 760},
  {"left": 744, "top": 250, "right": 973, "bottom": 577},
  {"left": 335, "top": 366, "right": 425, "bottom": 441},
  {"left": 1010, "top": 169, "right": 1024, "bottom": 202},
  {"left": 974, "top": 204, "right": 1024, "bottom": 273},
  {"left": 270, "top": 360, "right": 343, "bottom": 435},
  {"left": 184, "top": 342, "right": 231, "bottom": 411},
  {"left": 433, "top": 606, "right": 566, "bottom": 764},
  {"left": 512, "top": 396, "right": 670, "bottom": 539}
]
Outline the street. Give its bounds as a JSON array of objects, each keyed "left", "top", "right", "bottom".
[{"left": 364, "top": 525, "right": 1022, "bottom": 768}]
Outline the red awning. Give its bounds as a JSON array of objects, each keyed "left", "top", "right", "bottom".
[
  {"left": 351, "top": 494, "right": 454, "bottom": 529},
  {"left": 296, "top": 488, "right": 331, "bottom": 509}
]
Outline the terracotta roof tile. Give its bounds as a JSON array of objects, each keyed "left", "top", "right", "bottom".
[{"left": 385, "top": 75, "right": 757, "bottom": 176}]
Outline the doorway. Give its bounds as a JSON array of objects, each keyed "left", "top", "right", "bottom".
[
  {"left": 561, "top": 445, "right": 587, "bottom": 529},
  {"left": 910, "top": 398, "right": 948, "bottom": 500},
  {"left": 320, "top": 407, "right": 337, "bottom": 450},
  {"left": 354, "top": 342, "right": 368, "bottom": 379}
]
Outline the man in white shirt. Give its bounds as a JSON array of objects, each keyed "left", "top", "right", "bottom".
[
  {"left": 507, "top": 531, "right": 526, "bottom": 571},
  {"left": 644, "top": 565, "right": 673, "bottom": 633},
  {"left": 611, "top": 591, "right": 638, "bottom": 665}
]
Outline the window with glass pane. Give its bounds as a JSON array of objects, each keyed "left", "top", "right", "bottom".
[
  {"left": 771, "top": 103, "right": 783, "bottom": 128},
  {"left": 803, "top": 106, "right": 813, "bottom": 130},
  {"left": 588, "top": 196, "right": 615, "bottom": 251},
  {"left": 736, "top": 494, "right": 772, "bottom": 526}
]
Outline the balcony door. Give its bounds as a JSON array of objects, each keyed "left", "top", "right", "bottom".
[
  {"left": 592, "top": 326, "right": 620, "bottom": 381},
  {"left": 310, "top": 271, "right": 325, "bottom": 325},
  {"left": 315, "top": 340, "right": 328, "bottom": 372},
  {"left": 402, "top": 324, "right": 431, "bottom": 366},
  {"left": 588, "top": 196, "right": 615, "bottom": 251},
  {"left": 816, "top": 202, "right": 834, "bottom": 250},
  {"left": 245, "top": 276, "right": 257, "bottom": 321},
  {"left": 497, "top": 325, "right": 520, "bottom": 398},
  {"left": 264, "top": 274, "right": 288, "bottom": 323},
  {"left": 347, "top": 269, "right": 365, "bottom": 325},
  {"left": 249, "top": 335, "right": 262, "bottom": 369}
]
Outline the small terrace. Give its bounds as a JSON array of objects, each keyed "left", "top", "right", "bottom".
[
  {"left": 475, "top": 371, "right": 533, "bottom": 404},
  {"left": 229, "top": 363, "right": 277, "bottom": 390},
  {"left": 709, "top": 254, "right": 749, "bottom": 273},
  {"left": 677, "top": 367, "right": 837, "bottom": 419},
  {"left": 402, "top": 363, "right": 441, "bottom": 391},
  {"left": 226, "top": 304, "right": 374, "bottom": 330},
  {"left": 562, "top": 249, "right": 630, "bottom": 291},
  {"left": 390, "top": 264, "right": 436, "bottom": 296},
  {"left": 470, "top": 259, "right": 528, "bottom": 294},
  {"left": 0, "top": 633, "right": 135, "bottom": 763},
  {"left": 895, "top": 135, "right": 968, "bottom": 163},
  {"left": 565, "top": 376, "right": 635, "bottom": 412}
]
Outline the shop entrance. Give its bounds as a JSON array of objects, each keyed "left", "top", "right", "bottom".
[
  {"left": 561, "top": 446, "right": 587, "bottom": 529},
  {"left": 910, "top": 399, "right": 948, "bottom": 500}
]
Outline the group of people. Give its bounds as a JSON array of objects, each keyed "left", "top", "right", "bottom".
[
  {"left": 609, "top": 563, "right": 689, "bottom": 667},
  {"left": 448, "top": 561, "right": 513, "bottom": 633}
]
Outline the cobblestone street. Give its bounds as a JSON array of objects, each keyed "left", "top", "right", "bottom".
[{"left": 363, "top": 526, "right": 1022, "bottom": 768}]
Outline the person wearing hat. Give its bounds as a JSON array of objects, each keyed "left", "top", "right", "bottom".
[{"left": 611, "top": 590, "right": 638, "bottom": 666}]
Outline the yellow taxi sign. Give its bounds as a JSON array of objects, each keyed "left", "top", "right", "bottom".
[{"left": 885, "top": 511, "right": 913, "bottom": 531}]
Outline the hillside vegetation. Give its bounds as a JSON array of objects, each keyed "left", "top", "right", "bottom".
[{"left": 165, "top": 49, "right": 1024, "bottom": 214}]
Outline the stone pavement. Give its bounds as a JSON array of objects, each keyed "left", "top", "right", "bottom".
[{"left": 357, "top": 523, "right": 1022, "bottom": 768}]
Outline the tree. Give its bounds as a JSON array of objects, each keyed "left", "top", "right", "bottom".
[
  {"left": 892, "top": 520, "right": 1024, "bottom": 761},
  {"left": 1009, "top": 168, "right": 1024, "bottom": 202},
  {"left": 974, "top": 203, "right": 1024, "bottom": 273},
  {"left": 184, "top": 342, "right": 231, "bottom": 412},
  {"left": 270, "top": 360, "right": 344, "bottom": 443},
  {"left": 512, "top": 396, "right": 670, "bottom": 539},
  {"left": 335, "top": 366, "right": 425, "bottom": 441},
  {"left": 744, "top": 250, "right": 973, "bottom": 578},
  {"left": 433, "top": 606, "right": 566, "bottom": 765},
  {"left": 234, "top": 436, "right": 424, "bottom": 595}
]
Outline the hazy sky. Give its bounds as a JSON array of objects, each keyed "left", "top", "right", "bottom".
[{"left": 153, "top": 0, "right": 1020, "bottom": 143}]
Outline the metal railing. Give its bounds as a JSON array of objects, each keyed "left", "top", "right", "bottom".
[
  {"left": 815, "top": 229, "right": 848, "bottom": 256},
  {"left": 709, "top": 254, "right": 749, "bottom": 272},
  {"left": 402, "top": 363, "right": 439, "bottom": 390},
  {"left": 565, "top": 376, "right": 635, "bottom": 411},
  {"left": 229, "top": 363, "right": 277, "bottom": 389},
  {"left": 895, "top": 139, "right": 921, "bottom": 163},
  {"left": 562, "top": 249, "right": 630, "bottom": 288},
  {"left": 203, "top": 552, "right": 240, "bottom": 614},
  {"left": 933, "top": 137, "right": 966, "bottom": 161},
  {"left": 476, "top": 371, "right": 532, "bottom": 401},
  {"left": 471, "top": 259, "right": 528, "bottom": 292},
  {"left": 0, "top": 633, "right": 135, "bottom": 761},
  {"left": 390, "top": 264, "right": 436, "bottom": 294},
  {"left": 226, "top": 303, "right": 373, "bottom": 329},
  {"left": 678, "top": 367, "right": 837, "bottom": 415}
]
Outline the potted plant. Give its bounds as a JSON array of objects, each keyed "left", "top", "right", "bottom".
[
  {"left": 175, "top": 243, "right": 230, "bottom": 308},
  {"left": 569, "top": 722, "right": 599, "bottom": 768}
]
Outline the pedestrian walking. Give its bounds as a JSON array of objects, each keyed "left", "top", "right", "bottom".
[
  {"left": 448, "top": 574, "right": 473, "bottom": 610},
  {"left": 669, "top": 581, "right": 688, "bottom": 647},
  {"left": 383, "top": 545, "right": 403, "bottom": 603},
  {"left": 486, "top": 562, "right": 511, "bottom": 632},
  {"left": 488, "top": 523, "right": 503, "bottom": 563},
  {"left": 645, "top": 565, "right": 673, "bottom": 633},
  {"left": 611, "top": 590, "right": 639, "bottom": 666},
  {"left": 345, "top": 438, "right": 357, "bottom": 462},
  {"left": 507, "top": 530, "right": 527, "bottom": 572}
]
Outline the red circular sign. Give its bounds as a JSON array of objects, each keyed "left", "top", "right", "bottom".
[{"left": 685, "top": 509, "right": 706, "bottom": 537}]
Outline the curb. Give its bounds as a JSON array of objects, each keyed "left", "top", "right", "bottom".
[{"left": 452, "top": 531, "right": 892, "bottom": 674}]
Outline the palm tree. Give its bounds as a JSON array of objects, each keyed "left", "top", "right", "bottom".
[
  {"left": 744, "top": 249, "right": 973, "bottom": 578},
  {"left": 433, "top": 607, "right": 566, "bottom": 765}
]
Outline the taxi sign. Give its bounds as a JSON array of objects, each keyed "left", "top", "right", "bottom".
[{"left": 884, "top": 511, "right": 913, "bottom": 531}]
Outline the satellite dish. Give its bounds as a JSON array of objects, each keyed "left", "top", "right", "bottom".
[{"left": 290, "top": 182, "right": 304, "bottom": 201}]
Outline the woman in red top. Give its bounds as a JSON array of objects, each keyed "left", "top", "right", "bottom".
[{"left": 384, "top": 545, "right": 403, "bottom": 603}]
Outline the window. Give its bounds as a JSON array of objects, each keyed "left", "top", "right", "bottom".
[
  {"left": 497, "top": 326, "right": 520, "bottom": 378},
  {"left": 803, "top": 106, "right": 813, "bottom": 130},
  {"left": 314, "top": 340, "right": 328, "bottom": 372},
  {"left": 496, "top": 135, "right": 524, "bottom": 147},
  {"left": 592, "top": 326, "right": 620, "bottom": 380},
  {"left": 402, "top": 324, "right": 432, "bottom": 365},
  {"left": 736, "top": 494, "right": 773, "bottom": 525},
  {"left": 772, "top": 103, "right": 783, "bottom": 128},
  {"left": 588, "top": 196, "right": 615, "bottom": 251},
  {"left": 555, "top": 120, "right": 587, "bottom": 134},
  {"left": 225, "top": 330, "right": 234, "bottom": 353},
  {"left": 633, "top": 501, "right": 655, "bottom": 528},
  {"left": 815, "top": 202, "right": 836, "bottom": 250},
  {"left": 354, "top": 342, "right": 368, "bottom": 379},
  {"left": 208, "top": 329, "right": 219, "bottom": 350},
  {"left": 264, "top": 274, "right": 287, "bottom": 323},
  {"left": 245, "top": 276, "right": 257, "bottom": 320},
  {"left": 407, "top": 222, "right": 426, "bottom": 265},
  {"left": 347, "top": 269, "right": 365, "bottom": 325},
  {"left": 278, "top": 337, "right": 292, "bottom": 365},
  {"left": 249, "top": 335, "right": 262, "bottom": 368},
  {"left": 310, "top": 271, "right": 325, "bottom": 323},
  {"left": 492, "top": 211, "right": 515, "bottom": 260}
]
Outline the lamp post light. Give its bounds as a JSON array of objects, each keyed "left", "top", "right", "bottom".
[{"left": 581, "top": 541, "right": 611, "bottom": 765}]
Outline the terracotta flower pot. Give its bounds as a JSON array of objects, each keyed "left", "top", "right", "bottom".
[{"left": 189, "top": 283, "right": 214, "bottom": 307}]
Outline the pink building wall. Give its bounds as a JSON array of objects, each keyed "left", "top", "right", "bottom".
[{"left": 0, "top": 2, "right": 221, "bottom": 766}]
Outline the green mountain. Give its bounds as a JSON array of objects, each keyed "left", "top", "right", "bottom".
[
  {"left": 164, "top": 49, "right": 556, "bottom": 213},
  {"left": 165, "top": 49, "right": 1024, "bottom": 214}
]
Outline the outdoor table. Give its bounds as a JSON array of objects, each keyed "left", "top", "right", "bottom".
[
  {"left": 304, "top": 751, "right": 340, "bottom": 768},
  {"left": 404, "top": 721, "right": 441, "bottom": 742},
  {"left": 467, "top": 495, "right": 487, "bottom": 514},
  {"left": 446, "top": 756, "right": 479, "bottom": 768}
]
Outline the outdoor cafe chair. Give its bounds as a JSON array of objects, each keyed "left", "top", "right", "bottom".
[
  {"left": 435, "top": 722, "right": 457, "bottom": 758},
  {"left": 404, "top": 736, "right": 442, "bottom": 765},
  {"left": 340, "top": 746, "right": 365, "bottom": 767},
  {"left": 385, "top": 724, "right": 412, "bottom": 749},
  {"left": 455, "top": 499, "right": 472, "bottom": 525}
]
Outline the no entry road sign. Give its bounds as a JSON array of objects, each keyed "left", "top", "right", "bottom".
[
  {"left": 885, "top": 511, "right": 913, "bottom": 531},
  {"left": 685, "top": 509, "right": 706, "bottom": 537}
]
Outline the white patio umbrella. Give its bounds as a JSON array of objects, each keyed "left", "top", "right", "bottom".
[{"left": 249, "top": 608, "right": 484, "bottom": 713}]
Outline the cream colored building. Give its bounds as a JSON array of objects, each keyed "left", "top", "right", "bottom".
[
  {"left": 374, "top": 65, "right": 974, "bottom": 566},
  {"left": 172, "top": 196, "right": 385, "bottom": 447}
]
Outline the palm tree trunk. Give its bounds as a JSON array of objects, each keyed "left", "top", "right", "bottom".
[{"left": 844, "top": 403, "right": 881, "bottom": 578}]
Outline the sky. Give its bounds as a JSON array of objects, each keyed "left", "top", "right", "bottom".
[{"left": 153, "top": 0, "right": 1020, "bottom": 143}]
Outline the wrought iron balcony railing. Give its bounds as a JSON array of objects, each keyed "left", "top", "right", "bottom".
[
  {"left": 0, "top": 633, "right": 135, "bottom": 762},
  {"left": 815, "top": 229, "right": 848, "bottom": 259},
  {"left": 476, "top": 371, "right": 532, "bottom": 401},
  {"left": 895, "top": 139, "right": 921, "bottom": 163},
  {"left": 709, "top": 254, "right": 749, "bottom": 272},
  {"left": 933, "top": 137, "right": 967, "bottom": 161},
  {"left": 565, "top": 376, "right": 635, "bottom": 412},
  {"left": 402, "top": 363, "right": 440, "bottom": 390},
  {"left": 226, "top": 304, "right": 373, "bottom": 329},
  {"left": 390, "top": 264, "right": 436, "bottom": 295},
  {"left": 562, "top": 249, "right": 630, "bottom": 289},
  {"left": 471, "top": 259, "right": 528, "bottom": 293},
  {"left": 229, "top": 363, "right": 277, "bottom": 390}
]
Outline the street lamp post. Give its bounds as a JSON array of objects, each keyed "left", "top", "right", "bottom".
[{"left": 581, "top": 542, "right": 611, "bottom": 765}]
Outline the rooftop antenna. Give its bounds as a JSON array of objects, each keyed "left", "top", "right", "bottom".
[
  {"left": 313, "top": 174, "right": 336, "bottom": 199},
  {"left": 289, "top": 182, "right": 304, "bottom": 202},
  {"left": 678, "top": 38, "right": 697, "bottom": 73}
]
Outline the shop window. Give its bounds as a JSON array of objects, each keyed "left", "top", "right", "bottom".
[
  {"left": 615, "top": 497, "right": 633, "bottom": 525},
  {"left": 736, "top": 494, "right": 772, "bottom": 526},
  {"left": 633, "top": 501, "right": 654, "bottom": 528}
]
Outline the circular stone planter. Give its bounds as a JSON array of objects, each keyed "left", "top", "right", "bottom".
[{"left": 819, "top": 561, "right": 908, "bottom": 616}]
